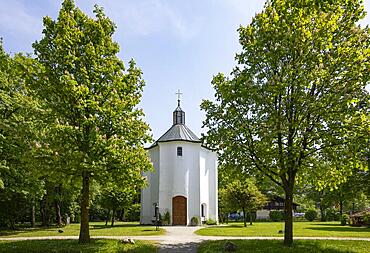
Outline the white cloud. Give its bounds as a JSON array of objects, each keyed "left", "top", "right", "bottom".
[
  {"left": 0, "top": 0, "right": 42, "bottom": 37},
  {"left": 80, "top": 0, "right": 200, "bottom": 40}
]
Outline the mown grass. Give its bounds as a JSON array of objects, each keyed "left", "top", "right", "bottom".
[
  {"left": 0, "top": 239, "right": 157, "bottom": 253},
  {"left": 0, "top": 222, "right": 164, "bottom": 238},
  {"left": 195, "top": 221, "right": 370, "bottom": 238},
  {"left": 198, "top": 240, "right": 370, "bottom": 253}
]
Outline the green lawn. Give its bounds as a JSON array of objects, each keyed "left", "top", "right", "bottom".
[
  {"left": 0, "top": 222, "right": 165, "bottom": 238},
  {"left": 195, "top": 222, "right": 370, "bottom": 238},
  {"left": 198, "top": 240, "right": 370, "bottom": 253},
  {"left": 0, "top": 239, "right": 157, "bottom": 253}
]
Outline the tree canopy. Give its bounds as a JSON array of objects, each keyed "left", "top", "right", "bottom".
[
  {"left": 222, "top": 178, "right": 267, "bottom": 227},
  {"left": 202, "top": 0, "right": 370, "bottom": 246},
  {"left": 31, "top": 0, "right": 152, "bottom": 242}
]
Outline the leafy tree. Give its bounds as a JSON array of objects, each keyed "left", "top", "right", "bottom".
[
  {"left": 97, "top": 183, "right": 137, "bottom": 227},
  {"left": 223, "top": 178, "right": 267, "bottom": 227},
  {"left": 31, "top": 0, "right": 152, "bottom": 243},
  {"left": 201, "top": 0, "right": 369, "bottom": 246},
  {"left": 0, "top": 42, "right": 45, "bottom": 228}
]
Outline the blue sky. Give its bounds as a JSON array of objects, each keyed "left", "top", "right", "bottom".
[{"left": 1, "top": 0, "right": 369, "bottom": 141}]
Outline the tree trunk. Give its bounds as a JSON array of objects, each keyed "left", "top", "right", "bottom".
[
  {"left": 339, "top": 200, "right": 343, "bottom": 216},
  {"left": 54, "top": 185, "right": 63, "bottom": 226},
  {"left": 283, "top": 185, "right": 294, "bottom": 247},
  {"left": 105, "top": 209, "right": 110, "bottom": 226},
  {"left": 40, "top": 193, "right": 50, "bottom": 227},
  {"left": 119, "top": 208, "right": 124, "bottom": 221},
  {"left": 31, "top": 200, "right": 36, "bottom": 228},
  {"left": 249, "top": 211, "right": 253, "bottom": 225},
  {"left": 79, "top": 171, "right": 90, "bottom": 243},
  {"left": 320, "top": 205, "right": 325, "bottom": 221},
  {"left": 111, "top": 208, "right": 116, "bottom": 227},
  {"left": 55, "top": 200, "right": 62, "bottom": 226},
  {"left": 242, "top": 207, "right": 247, "bottom": 227}
]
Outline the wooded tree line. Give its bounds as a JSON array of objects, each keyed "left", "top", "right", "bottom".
[
  {"left": 218, "top": 164, "right": 370, "bottom": 226},
  {"left": 0, "top": 0, "right": 152, "bottom": 243}
]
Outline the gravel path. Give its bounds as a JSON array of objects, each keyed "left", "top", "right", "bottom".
[{"left": 1, "top": 226, "right": 370, "bottom": 253}]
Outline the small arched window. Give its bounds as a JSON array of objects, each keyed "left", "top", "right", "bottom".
[{"left": 177, "top": 147, "right": 183, "bottom": 156}]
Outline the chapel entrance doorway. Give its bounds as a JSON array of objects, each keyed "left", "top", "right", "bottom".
[{"left": 172, "top": 196, "right": 187, "bottom": 225}]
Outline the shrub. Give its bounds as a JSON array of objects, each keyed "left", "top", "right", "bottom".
[
  {"left": 190, "top": 216, "right": 200, "bottom": 226},
  {"left": 162, "top": 211, "right": 171, "bottom": 225},
  {"left": 363, "top": 213, "right": 370, "bottom": 227},
  {"left": 341, "top": 214, "right": 349, "bottom": 226},
  {"left": 325, "top": 209, "right": 340, "bottom": 221},
  {"left": 305, "top": 209, "right": 317, "bottom": 221},
  {"left": 126, "top": 203, "right": 140, "bottom": 221},
  {"left": 205, "top": 218, "right": 217, "bottom": 225},
  {"left": 269, "top": 211, "right": 284, "bottom": 222}
]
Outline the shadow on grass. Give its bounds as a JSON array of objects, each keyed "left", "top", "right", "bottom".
[
  {"left": 92, "top": 224, "right": 144, "bottom": 229},
  {"left": 308, "top": 226, "right": 370, "bottom": 233},
  {"left": 0, "top": 239, "right": 157, "bottom": 253},
  {"left": 0, "top": 226, "right": 64, "bottom": 237},
  {"left": 197, "top": 240, "right": 366, "bottom": 253}
]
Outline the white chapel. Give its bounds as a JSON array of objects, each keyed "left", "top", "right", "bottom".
[{"left": 140, "top": 95, "right": 218, "bottom": 225}]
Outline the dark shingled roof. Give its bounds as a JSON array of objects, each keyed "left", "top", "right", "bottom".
[
  {"left": 157, "top": 124, "right": 200, "bottom": 143},
  {"left": 147, "top": 99, "right": 201, "bottom": 149},
  {"left": 147, "top": 124, "right": 200, "bottom": 149}
]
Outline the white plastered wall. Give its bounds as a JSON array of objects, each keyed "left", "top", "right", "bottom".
[{"left": 140, "top": 146, "right": 160, "bottom": 224}]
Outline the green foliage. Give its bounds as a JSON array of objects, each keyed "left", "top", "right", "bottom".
[
  {"left": 30, "top": 0, "right": 153, "bottom": 242},
  {"left": 0, "top": 42, "right": 45, "bottom": 229},
  {"left": 222, "top": 178, "right": 267, "bottom": 227},
  {"left": 162, "top": 211, "right": 170, "bottom": 226},
  {"left": 269, "top": 211, "right": 285, "bottom": 222},
  {"left": 305, "top": 210, "right": 318, "bottom": 221},
  {"left": 325, "top": 209, "right": 340, "bottom": 221},
  {"left": 201, "top": 0, "right": 370, "bottom": 245},
  {"left": 125, "top": 203, "right": 140, "bottom": 222},
  {"left": 363, "top": 213, "right": 370, "bottom": 227},
  {"left": 205, "top": 218, "right": 217, "bottom": 225},
  {"left": 341, "top": 214, "right": 349, "bottom": 226},
  {"left": 190, "top": 216, "right": 200, "bottom": 226}
]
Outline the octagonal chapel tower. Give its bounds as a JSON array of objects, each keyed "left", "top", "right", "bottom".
[{"left": 140, "top": 97, "right": 218, "bottom": 225}]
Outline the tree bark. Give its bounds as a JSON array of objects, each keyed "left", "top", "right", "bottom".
[
  {"left": 111, "top": 208, "right": 116, "bottom": 227},
  {"left": 40, "top": 193, "right": 50, "bottom": 227},
  {"left": 119, "top": 208, "right": 124, "bottom": 221},
  {"left": 249, "top": 211, "right": 253, "bottom": 225},
  {"left": 55, "top": 185, "right": 62, "bottom": 226},
  {"left": 31, "top": 200, "right": 36, "bottom": 228},
  {"left": 242, "top": 207, "right": 247, "bottom": 227},
  {"left": 79, "top": 171, "right": 90, "bottom": 243},
  {"left": 105, "top": 209, "right": 110, "bottom": 226},
  {"left": 283, "top": 184, "right": 294, "bottom": 247},
  {"left": 55, "top": 200, "right": 62, "bottom": 226},
  {"left": 339, "top": 200, "right": 343, "bottom": 216},
  {"left": 320, "top": 205, "right": 325, "bottom": 221}
]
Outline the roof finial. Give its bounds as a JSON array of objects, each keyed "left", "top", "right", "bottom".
[{"left": 176, "top": 89, "right": 183, "bottom": 106}]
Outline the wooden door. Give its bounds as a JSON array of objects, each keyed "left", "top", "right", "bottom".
[{"left": 172, "top": 196, "right": 187, "bottom": 225}]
